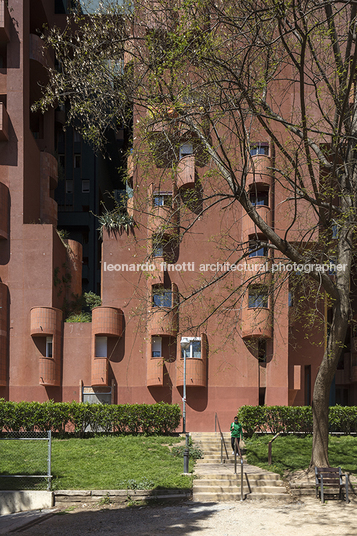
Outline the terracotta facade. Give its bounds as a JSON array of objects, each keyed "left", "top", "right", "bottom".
[{"left": 1, "top": 0, "right": 357, "bottom": 433}]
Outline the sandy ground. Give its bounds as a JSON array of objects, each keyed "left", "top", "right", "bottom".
[{"left": 15, "top": 497, "right": 357, "bottom": 536}]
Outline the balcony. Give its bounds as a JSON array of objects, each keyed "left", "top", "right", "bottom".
[
  {"left": 91, "top": 358, "right": 109, "bottom": 387},
  {"left": 92, "top": 307, "right": 123, "bottom": 337},
  {"left": 242, "top": 205, "right": 272, "bottom": 239},
  {"left": 241, "top": 306, "right": 272, "bottom": 339},
  {"left": 0, "top": 181, "right": 9, "bottom": 239},
  {"left": 246, "top": 155, "right": 273, "bottom": 188},
  {"left": 30, "top": 34, "right": 51, "bottom": 68},
  {"left": 176, "top": 334, "right": 207, "bottom": 387},
  {"left": 147, "top": 357, "right": 164, "bottom": 387},
  {"left": 148, "top": 204, "right": 178, "bottom": 237},
  {"left": 30, "top": 307, "right": 62, "bottom": 337},
  {"left": 177, "top": 155, "right": 195, "bottom": 189},
  {"left": 0, "top": 1, "right": 10, "bottom": 43},
  {"left": 148, "top": 283, "right": 178, "bottom": 336}
]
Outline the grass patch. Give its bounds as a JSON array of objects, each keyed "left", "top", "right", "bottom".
[
  {"left": 245, "top": 434, "right": 357, "bottom": 477},
  {"left": 0, "top": 435, "right": 193, "bottom": 491}
]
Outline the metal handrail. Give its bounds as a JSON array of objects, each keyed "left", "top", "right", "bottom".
[{"left": 214, "top": 413, "right": 229, "bottom": 464}]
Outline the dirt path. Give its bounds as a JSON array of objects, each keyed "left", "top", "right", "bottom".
[{"left": 17, "top": 497, "right": 357, "bottom": 536}]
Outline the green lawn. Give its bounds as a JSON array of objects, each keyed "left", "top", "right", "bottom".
[
  {"left": 245, "top": 434, "right": 357, "bottom": 477},
  {"left": 0, "top": 435, "right": 193, "bottom": 491}
]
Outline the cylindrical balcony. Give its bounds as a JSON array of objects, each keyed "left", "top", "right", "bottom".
[
  {"left": 176, "top": 334, "right": 207, "bottom": 387},
  {"left": 0, "top": 181, "right": 9, "bottom": 239},
  {"left": 241, "top": 307, "right": 272, "bottom": 339},
  {"left": 0, "top": 282, "right": 8, "bottom": 386},
  {"left": 177, "top": 155, "right": 195, "bottom": 189},
  {"left": 147, "top": 357, "right": 164, "bottom": 387},
  {"left": 242, "top": 205, "right": 272, "bottom": 239},
  {"left": 30, "top": 307, "right": 61, "bottom": 337},
  {"left": 31, "top": 307, "right": 63, "bottom": 387},
  {"left": 91, "top": 358, "right": 109, "bottom": 387},
  {"left": 148, "top": 205, "right": 178, "bottom": 237},
  {"left": 147, "top": 308, "right": 178, "bottom": 336},
  {"left": 30, "top": 33, "right": 51, "bottom": 68},
  {"left": 92, "top": 307, "right": 123, "bottom": 337},
  {"left": 246, "top": 155, "right": 273, "bottom": 188}
]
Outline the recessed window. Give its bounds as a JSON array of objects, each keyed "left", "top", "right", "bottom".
[
  {"left": 250, "top": 143, "right": 269, "bottom": 156},
  {"left": 248, "top": 286, "right": 268, "bottom": 308},
  {"left": 82, "top": 180, "right": 90, "bottom": 193},
  {"left": 152, "top": 285, "right": 172, "bottom": 307},
  {"left": 249, "top": 240, "right": 268, "bottom": 258},
  {"left": 152, "top": 336, "right": 162, "bottom": 357},
  {"left": 74, "top": 130, "right": 82, "bottom": 143},
  {"left": 153, "top": 192, "right": 172, "bottom": 207},
  {"left": 250, "top": 188, "right": 269, "bottom": 206},
  {"left": 65, "top": 180, "right": 73, "bottom": 194},
  {"left": 74, "top": 154, "right": 81, "bottom": 168},
  {"left": 46, "top": 336, "right": 53, "bottom": 358},
  {"left": 152, "top": 241, "right": 164, "bottom": 258},
  {"left": 95, "top": 336, "right": 107, "bottom": 358},
  {"left": 179, "top": 143, "right": 193, "bottom": 159},
  {"left": 181, "top": 337, "right": 201, "bottom": 359}
]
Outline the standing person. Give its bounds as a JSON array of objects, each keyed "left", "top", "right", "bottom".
[{"left": 230, "top": 416, "right": 243, "bottom": 456}]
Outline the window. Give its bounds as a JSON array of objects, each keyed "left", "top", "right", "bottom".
[
  {"left": 249, "top": 240, "right": 267, "bottom": 257},
  {"left": 152, "top": 286, "right": 172, "bottom": 307},
  {"left": 179, "top": 143, "right": 193, "bottom": 159},
  {"left": 153, "top": 192, "right": 172, "bottom": 207},
  {"left": 74, "top": 130, "right": 82, "bottom": 143},
  {"left": 95, "top": 336, "right": 108, "bottom": 358},
  {"left": 65, "top": 180, "right": 73, "bottom": 194},
  {"left": 332, "top": 224, "right": 338, "bottom": 239},
  {"left": 152, "top": 241, "right": 164, "bottom": 258},
  {"left": 74, "top": 154, "right": 81, "bottom": 168},
  {"left": 82, "top": 180, "right": 90, "bottom": 193},
  {"left": 250, "top": 143, "right": 269, "bottom": 156},
  {"left": 181, "top": 337, "right": 201, "bottom": 359},
  {"left": 248, "top": 287, "right": 268, "bottom": 308},
  {"left": 250, "top": 189, "right": 269, "bottom": 206},
  {"left": 152, "top": 336, "right": 162, "bottom": 357},
  {"left": 46, "top": 336, "right": 53, "bottom": 358},
  {"left": 288, "top": 291, "right": 293, "bottom": 307}
]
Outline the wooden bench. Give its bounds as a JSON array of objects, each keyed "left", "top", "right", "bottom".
[{"left": 315, "top": 467, "right": 349, "bottom": 503}]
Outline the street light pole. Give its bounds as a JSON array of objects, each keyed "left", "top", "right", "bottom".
[{"left": 182, "top": 345, "right": 187, "bottom": 434}]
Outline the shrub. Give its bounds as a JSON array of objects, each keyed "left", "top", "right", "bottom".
[{"left": 0, "top": 400, "right": 181, "bottom": 436}]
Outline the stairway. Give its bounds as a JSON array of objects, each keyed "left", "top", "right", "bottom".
[{"left": 191, "top": 432, "right": 290, "bottom": 502}]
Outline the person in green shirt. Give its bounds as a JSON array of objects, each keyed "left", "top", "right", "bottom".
[{"left": 230, "top": 416, "right": 243, "bottom": 456}]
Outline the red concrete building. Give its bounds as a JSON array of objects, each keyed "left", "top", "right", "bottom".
[{"left": 0, "top": 0, "right": 356, "bottom": 432}]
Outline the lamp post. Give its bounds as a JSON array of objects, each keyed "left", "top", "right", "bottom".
[{"left": 181, "top": 338, "right": 189, "bottom": 473}]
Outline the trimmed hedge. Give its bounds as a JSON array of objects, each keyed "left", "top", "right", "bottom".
[
  {"left": 237, "top": 405, "right": 357, "bottom": 436},
  {"left": 0, "top": 400, "right": 181, "bottom": 437}
]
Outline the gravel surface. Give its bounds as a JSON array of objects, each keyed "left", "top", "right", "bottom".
[{"left": 18, "top": 498, "right": 357, "bottom": 536}]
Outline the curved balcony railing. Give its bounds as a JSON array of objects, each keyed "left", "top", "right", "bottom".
[
  {"left": 92, "top": 307, "right": 123, "bottom": 337},
  {"left": 242, "top": 205, "right": 272, "bottom": 239},
  {"left": 246, "top": 155, "right": 273, "bottom": 188},
  {"left": 177, "top": 155, "right": 195, "bottom": 189},
  {"left": 147, "top": 357, "right": 164, "bottom": 387},
  {"left": 241, "top": 306, "right": 272, "bottom": 339},
  {"left": 30, "top": 33, "right": 51, "bottom": 68},
  {"left": 148, "top": 205, "right": 178, "bottom": 237},
  {"left": 91, "top": 358, "right": 109, "bottom": 387}
]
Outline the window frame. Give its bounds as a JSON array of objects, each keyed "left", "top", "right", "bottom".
[
  {"left": 248, "top": 287, "right": 269, "bottom": 309},
  {"left": 180, "top": 337, "right": 202, "bottom": 359}
]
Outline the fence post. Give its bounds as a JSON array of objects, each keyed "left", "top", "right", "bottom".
[{"left": 47, "top": 431, "right": 52, "bottom": 491}]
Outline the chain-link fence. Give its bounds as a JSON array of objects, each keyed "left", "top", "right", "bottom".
[{"left": 0, "top": 431, "right": 52, "bottom": 490}]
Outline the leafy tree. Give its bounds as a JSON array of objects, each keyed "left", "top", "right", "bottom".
[{"left": 37, "top": 0, "right": 357, "bottom": 466}]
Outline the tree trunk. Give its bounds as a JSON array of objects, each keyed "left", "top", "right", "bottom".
[{"left": 310, "top": 303, "right": 349, "bottom": 467}]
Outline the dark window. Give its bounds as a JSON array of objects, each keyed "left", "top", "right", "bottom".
[
  {"left": 153, "top": 193, "right": 172, "bottom": 207},
  {"left": 250, "top": 190, "right": 269, "bottom": 206},
  {"left": 250, "top": 143, "right": 269, "bottom": 156},
  {"left": 152, "top": 286, "right": 172, "bottom": 307},
  {"left": 249, "top": 241, "right": 267, "bottom": 258},
  {"left": 248, "top": 287, "right": 268, "bottom": 308},
  {"left": 258, "top": 340, "right": 266, "bottom": 363}
]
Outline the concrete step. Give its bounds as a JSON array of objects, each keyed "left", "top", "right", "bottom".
[
  {"left": 193, "top": 491, "right": 289, "bottom": 502},
  {"left": 194, "top": 474, "right": 282, "bottom": 483},
  {"left": 193, "top": 484, "right": 285, "bottom": 494}
]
